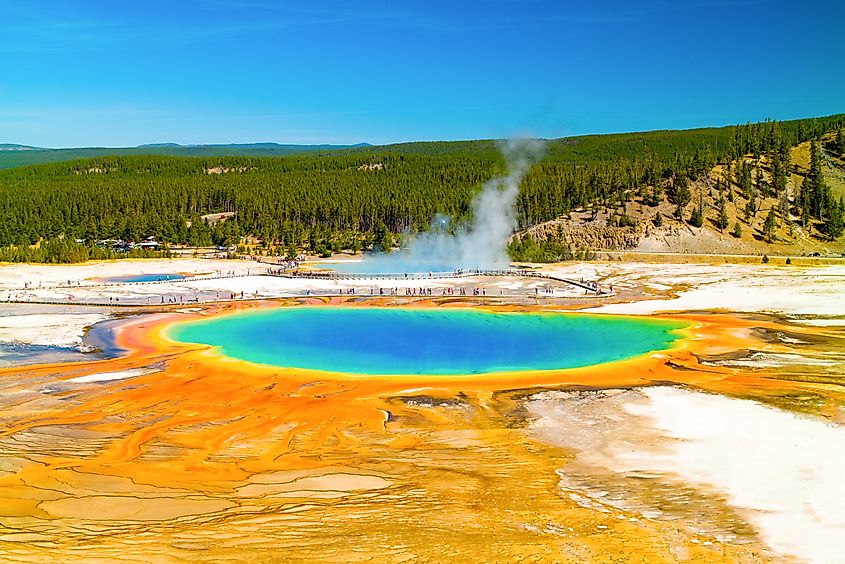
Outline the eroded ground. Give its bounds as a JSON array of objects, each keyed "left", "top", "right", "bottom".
[{"left": 0, "top": 263, "right": 844, "bottom": 562}]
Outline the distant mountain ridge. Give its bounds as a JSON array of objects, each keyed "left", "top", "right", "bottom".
[
  {"left": 2, "top": 113, "right": 844, "bottom": 169},
  {"left": 0, "top": 144, "right": 42, "bottom": 151},
  {"left": 0, "top": 142, "right": 372, "bottom": 169},
  {"left": 136, "top": 142, "right": 372, "bottom": 150}
]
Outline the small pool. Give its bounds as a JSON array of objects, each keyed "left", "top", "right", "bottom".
[
  {"left": 102, "top": 273, "right": 185, "bottom": 283},
  {"left": 166, "top": 307, "right": 685, "bottom": 375},
  {"left": 313, "top": 260, "right": 519, "bottom": 275},
  {"left": 316, "top": 261, "right": 456, "bottom": 274}
]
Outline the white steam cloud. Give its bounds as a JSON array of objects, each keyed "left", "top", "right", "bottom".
[{"left": 352, "top": 138, "right": 545, "bottom": 273}]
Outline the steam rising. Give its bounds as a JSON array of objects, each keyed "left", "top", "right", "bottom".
[{"left": 354, "top": 138, "right": 545, "bottom": 273}]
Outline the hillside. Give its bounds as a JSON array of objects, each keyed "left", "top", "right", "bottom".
[
  {"left": 1, "top": 114, "right": 843, "bottom": 263},
  {"left": 4, "top": 113, "right": 843, "bottom": 170},
  {"left": 338, "top": 114, "right": 844, "bottom": 163},
  {"left": 515, "top": 132, "right": 845, "bottom": 258},
  {"left": 0, "top": 142, "right": 370, "bottom": 170}
]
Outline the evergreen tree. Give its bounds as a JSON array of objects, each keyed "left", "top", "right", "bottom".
[
  {"left": 755, "top": 166, "right": 765, "bottom": 197},
  {"left": 808, "top": 139, "right": 827, "bottom": 218},
  {"left": 745, "top": 187, "right": 758, "bottom": 221},
  {"left": 371, "top": 220, "right": 394, "bottom": 252},
  {"left": 1, "top": 114, "right": 843, "bottom": 263},
  {"left": 731, "top": 221, "right": 743, "bottom": 238},
  {"left": 799, "top": 176, "right": 811, "bottom": 227},
  {"left": 689, "top": 191, "right": 704, "bottom": 227},
  {"left": 285, "top": 242, "right": 298, "bottom": 260},
  {"left": 826, "top": 196, "right": 844, "bottom": 239},
  {"left": 716, "top": 195, "right": 729, "bottom": 231},
  {"left": 763, "top": 209, "right": 777, "bottom": 242},
  {"left": 769, "top": 149, "right": 781, "bottom": 195},
  {"left": 668, "top": 174, "right": 692, "bottom": 207},
  {"left": 739, "top": 159, "right": 753, "bottom": 198},
  {"left": 690, "top": 206, "right": 703, "bottom": 227}
]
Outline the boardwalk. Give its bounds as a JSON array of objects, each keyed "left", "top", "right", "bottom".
[
  {"left": 266, "top": 268, "right": 606, "bottom": 294},
  {"left": 1, "top": 267, "right": 609, "bottom": 307}
]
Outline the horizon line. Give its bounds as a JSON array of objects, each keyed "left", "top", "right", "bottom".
[{"left": 3, "top": 111, "right": 843, "bottom": 150}]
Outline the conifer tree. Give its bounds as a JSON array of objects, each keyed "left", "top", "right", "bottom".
[
  {"left": 739, "top": 160, "right": 752, "bottom": 198},
  {"left": 763, "top": 209, "right": 777, "bottom": 242},
  {"left": 808, "top": 140, "right": 827, "bottom": 218},
  {"left": 798, "top": 176, "right": 810, "bottom": 228},
  {"left": 372, "top": 220, "right": 394, "bottom": 252},
  {"left": 826, "top": 196, "right": 844, "bottom": 239},
  {"left": 689, "top": 191, "right": 704, "bottom": 227},
  {"left": 1, "top": 114, "right": 844, "bottom": 263},
  {"left": 717, "top": 195, "right": 729, "bottom": 231},
  {"left": 745, "top": 186, "right": 759, "bottom": 221}
]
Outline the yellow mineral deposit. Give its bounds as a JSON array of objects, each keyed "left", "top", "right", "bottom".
[{"left": 0, "top": 298, "right": 841, "bottom": 562}]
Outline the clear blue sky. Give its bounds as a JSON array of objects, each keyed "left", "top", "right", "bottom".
[{"left": 2, "top": 0, "right": 843, "bottom": 147}]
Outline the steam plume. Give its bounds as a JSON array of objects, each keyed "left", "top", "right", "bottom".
[{"left": 353, "top": 138, "right": 545, "bottom": 273}]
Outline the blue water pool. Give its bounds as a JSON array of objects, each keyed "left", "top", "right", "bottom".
[
  {"left": 316, "top": 260, "right": 458, "bottom": 274},
  {"left": 104, "top": 273, "right": 185, "bottom": 283},
  {"left": 166, "top": 307, "right": 684, "bottom": 375}
]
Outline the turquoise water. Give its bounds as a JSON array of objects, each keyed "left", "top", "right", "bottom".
[
  {"left": 105, "top": 273, "right": 185, "bottom": 283},
  {"left": 167, "top": 307, "right": 684, "bottom": 375},
  {"left": 320, "top": 259, "right": 460, "bottom": 274}
]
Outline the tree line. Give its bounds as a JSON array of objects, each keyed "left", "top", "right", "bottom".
[
  {"left": 0, "top": 238, "right": 171, "bottom": 264},
  {"left": 0, "top": 114, "right": 842, "bottom": 263}
]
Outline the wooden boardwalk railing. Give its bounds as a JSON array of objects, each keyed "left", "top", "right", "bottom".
[
  {"left": 265, "top": 268, "right": 605, "bottom": 293},
  {"left": 1, "top": 267, "right": 608, "bottom": 307}
]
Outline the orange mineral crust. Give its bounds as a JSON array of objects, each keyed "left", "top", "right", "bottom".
[{"left": 0, "top": 299, "right": 840, "bottom": 562}]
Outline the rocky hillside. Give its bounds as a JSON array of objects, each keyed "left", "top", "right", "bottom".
[{"left": 515, "top": 132, "right": 845, "bottom": 257}]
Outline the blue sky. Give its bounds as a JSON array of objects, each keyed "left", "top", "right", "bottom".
[{"left": 1, "top": 0, "right": 843, "bottom": 147}]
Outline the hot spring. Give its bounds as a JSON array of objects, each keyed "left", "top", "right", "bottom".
[
  {"left": 102, "top": 273, "right": 185, "bottom": 283},
  {"left": 166, "top": 307, "right": 685, "bottom": 375},
  {"left": 314, "top": 260, "right": 462, "bottom": 274},
  {"left": 313, "top": 260, "right": 507, "bottom": 275}
]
